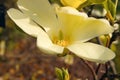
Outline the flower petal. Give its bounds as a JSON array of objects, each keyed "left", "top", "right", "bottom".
[
  {"left": 7, "top": 8, "right": 64, "bottom": 55},
  {"left": 17, "top": 0, "right": 58, "bottom": 32},
  {"left": 60, "top": 0, "right": 87, "bottom": 8},
  {"left": 67, "top": 42, "right": 115, "bottom": 63},
  {"left": 37, "top": 30, "right": 64, "bottom": 54},
  {"left": 7, "top": 8, "right": 42, "bottom": 37},
  {"left": 57, "top": 7, "right": 114, "bottom": 42}
]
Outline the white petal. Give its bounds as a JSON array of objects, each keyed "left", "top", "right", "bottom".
[
  {"left": 7, "top": 8, "right": 64, "bottom": 55},
  {"left": 37, "top": 30, "right": 64, "bottom": 54},
  {"left": 67, "top": 42, "right": 115, "bottom": 63},
  {"left": 57, "top": 7, "right": 114, "bottom": 42},
  {"left": 17, "top": 0, "right": 58, "bottom": 32},
  {"left": 7, "top": 8, "right": 42, "bottom": 37}
]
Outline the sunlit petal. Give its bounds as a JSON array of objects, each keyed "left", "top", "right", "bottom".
[
  {"left": 60, "top": 0, "right": 87, "bottom": 8},
  {"left": 57, "top": 7, "right": 114, "bottom": 42},
  {"left": 37, "top": 30, "right": 64, "bottom": 54},
  {"left": 67, "top": 42, "right": 115, "bottom": 63},
  {"left": 7, "top": 8, "right": 42, "bottom": 37},
  {"left": 17, "top": 0, "right": 58, "bottom": 32}
]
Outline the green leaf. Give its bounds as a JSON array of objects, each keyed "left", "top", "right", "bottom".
[
  {"left": 55, "top": 67, "right": 70, "bottom": 80},
  {"left": 103, "top": 0, "right": 117, "bottom": 19},
  {"left": 55, "top": 68, "right": 64, "bottom": 80},
  {"left": 63, "top": 69, "right": 70, "bottom": 80},
  {"left": 113, "top": 40, "right": 120, "bottom": 73}
]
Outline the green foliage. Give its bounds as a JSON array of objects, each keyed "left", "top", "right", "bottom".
[
  {"left": 79, "top": 0, "right": 117, "bottom": 20},
  {"left": 113, "top": 40, "right": 120, "bottom": 73},
  {"left": 103, "top": 0, "right": 117, "bottom": 19},
  {"left": 55, "top": 67, "right": 70, "bottom": 80},
  {"left": 79, "top": 0, "right": 106, "bottom": 9}
]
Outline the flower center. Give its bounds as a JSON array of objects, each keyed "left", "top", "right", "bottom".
[
  {"left": 53, "top": 39, "right": 69, "bottom": 47},
  {"left": 52, "top": 30, "right": 70, "bottom": 47}
]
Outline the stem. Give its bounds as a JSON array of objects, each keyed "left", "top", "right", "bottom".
[
  {"left": 81, "top": 59, "right": 98, "bottom": 80},
  {"left": 100, "top": 63, "right": 109, "bottom": 80},
  {"left": 109, "top": 61, "right": 117, "bottom": 74},
  {"left": 95, "top": 64, "right": 102, "bottom": 75},
  {"left": 115, "top": 0, "right": 118, "bottom": 8}
]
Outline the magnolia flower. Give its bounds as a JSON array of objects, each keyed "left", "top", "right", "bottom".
[{"left": 7, "top": 0, "right": 115, "bottom": 63}]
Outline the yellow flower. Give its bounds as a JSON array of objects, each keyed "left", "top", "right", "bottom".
[
  {"left": 61, "top": 0, "right": 87, "bottom": 8},
  {"left": 7, "top": 0, "right": 115, "bottom": 63}
]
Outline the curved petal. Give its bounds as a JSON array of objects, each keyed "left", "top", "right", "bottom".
[
  {"left": 7, "top": 8, "right": 42, "bottom": 37},
  {"left": 67, "top": 42, "right": 115, "bottom": 63},
  {"left": 7, "top": 8, "right": 64, "bottom": 55},
  {"left": 17, "top": 0, "right": 58, "bottom": 32},
  {"left": 37, "top": 30, "right": 64, "bottom": 54},
  {"left": 57, "top": 7, "right": 114, "bottom": 43}
]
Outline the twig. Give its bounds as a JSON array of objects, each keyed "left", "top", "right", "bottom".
[
  {"left": 81, "top": 59, "right": 98, "bottom": 80},
  {"left": 95, "top": 63, "right": 102, "bottom": 75},
  {"left": 109, "top": 61, "right": 117, "bottom": 74}
]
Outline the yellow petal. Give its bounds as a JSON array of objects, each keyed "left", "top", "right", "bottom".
[
  {"left": 67, "top": 42, "right": 115, "bottom": 63},
  {"left": 17, "top": 0, "right": 58, "bottom": 32},
  {"left": 61, "top": 0, "right": 87, "bottom": 8},
  {"left": 7, "top": 8, "right": 42, "bottom": 37},
  {"left": 57, "top": 7, "right": 114, "bottom": 43}
]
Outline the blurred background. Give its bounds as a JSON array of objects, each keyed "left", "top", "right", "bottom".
[{"left": 0, "top": 0, "right": 120, "bottom": 80}]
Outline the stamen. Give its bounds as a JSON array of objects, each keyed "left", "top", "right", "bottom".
[
  {"left": 52, "top": 37, "right": 69, "bottom": 47},
  {"left": 52, "top": 30, "right": 70, "bottom": 47},
  {"left": 56, "top": 40, "right": 69, "bottom": 47}
]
